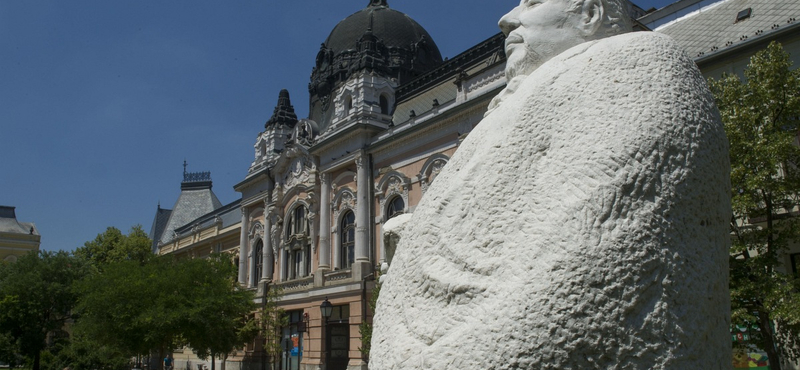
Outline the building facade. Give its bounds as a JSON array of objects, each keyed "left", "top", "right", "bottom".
[
  {"left": 151, "top": 1, "right": 800, "bottom": 370},
  {"left": 153, "top": 2, "right": 505, "bottom": 369},
  {"left": 0, "top": 206, "right": 40, "bottom": 263}
]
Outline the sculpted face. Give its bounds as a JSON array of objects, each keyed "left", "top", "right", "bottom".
[{"left": 500, "top": 0, "right": 597, "bottom": 79}]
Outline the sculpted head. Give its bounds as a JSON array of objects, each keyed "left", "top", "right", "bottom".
[{"left": 499, "top": 0, "right": 632, "bottom": 80}]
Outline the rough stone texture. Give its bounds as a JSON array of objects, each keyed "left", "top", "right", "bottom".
[{"left": 371, "top": 32, "right": 731, "bottom": 370}]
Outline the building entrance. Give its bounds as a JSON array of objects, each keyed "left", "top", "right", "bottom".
[
  {"left": 326, "top": 323, "right": 349, "bottom": 370},
  {"left": 324, "top": 305, "right": 350, "bottom": 370}
]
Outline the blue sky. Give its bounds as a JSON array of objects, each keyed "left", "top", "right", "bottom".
[{"left": 0, "top": 0, "right": 675, "bottom": 252}]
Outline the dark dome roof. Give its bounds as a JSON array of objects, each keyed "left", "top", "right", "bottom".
[
  {"left": 324, "top": 3, "right": 442, "bottom": 67},
  {"left": 309, "top": 1, "right": 443, "bottom": 102}
]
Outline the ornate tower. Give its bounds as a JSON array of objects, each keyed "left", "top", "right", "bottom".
[{"left": 308, "top": 0, "right": 443, "bottom": 135}]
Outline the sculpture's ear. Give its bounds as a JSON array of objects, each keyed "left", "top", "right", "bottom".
[{"left": 580, "top": 0, "right": 604, "bottom": 37}]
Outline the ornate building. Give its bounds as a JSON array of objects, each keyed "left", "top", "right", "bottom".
[
  {"left": 230, "top": 1, "right": 506, "bottom": 369},
  {"left": 0, "top": 206, "right": 40, "bottom": 263},
  {"left": 150, "top": 0, "right": 800, "bottom": 369},
  {"left": 153, "top": 1, "right": 505, "bottom": 369}
]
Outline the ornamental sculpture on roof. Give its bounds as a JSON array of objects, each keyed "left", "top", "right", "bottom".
[{"left": 371, "top": 0, "right": 731, "bottom": 368}]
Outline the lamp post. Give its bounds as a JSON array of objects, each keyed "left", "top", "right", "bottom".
[
  {"left": 319, "top": 297, "right": 333, "bottom": 367},
  {"left": 320, "top": 297, "right": 333, "bottom": 321},
  {"left": 261, "top": 280, "right": 269, "bottom": 370}
]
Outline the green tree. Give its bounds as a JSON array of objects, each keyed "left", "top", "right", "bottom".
[
  {"left": 358, "top": 275, "right": 380, "bottom": 360},
  {"left": 710, "top": 41, "right": 800, "bottom": 370},
  {"left": 42, "top": 333, "right": 130, "bottom": 370},
  {"left": 75, "top": 255, "right": 257, "bottom": 370},
  {"left": 180, "top": 255, "right": 258, "bottom": 370},
  {"left": 256, "top": 283, "right": 287, "bottom": 370},
  {"left": 74, "top": 225, "right": 152, "bottom": 269},
  {"left": 74, "top": 258, "right": 174, "bottom": 364},
  {"left": 0, "top": 251, "right": 90, "bottom": 370}
]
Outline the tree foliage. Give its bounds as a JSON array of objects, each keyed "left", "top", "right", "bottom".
[
  {"left": 710, "top": 41, "right": 800, "bottom": 370},
  {"left": 256, "top": 283, "right": 288, "bottom": 369},
  {"left": 75, "top": 254, "right": 256, "bottom": 369},
  {"left": 0, "top": 251, "right": 91, "bottom": 370},
  {"left": 358, "top": 275, "right": 380, "bottom": 360},
  {"left": 74, "top": 225, "right": 152, "bottom": 269},
  {"left": 41, "top": 333, "right": 131, "bottom": 370},
  {"left": 179, "top": 255, "right": 258, "bottom": 364}
]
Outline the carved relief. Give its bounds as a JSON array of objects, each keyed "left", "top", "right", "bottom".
[
  {"left": 386, "top": 176, "right": 403, "bottom": 194},
  {"left": 250, "top": 222, "right": 264, "bottom": 239},
  {"left": 333, "top": 188, "right": 357, "bottom": 224},
  {"left": 284, "top": 156, "right": 310, "bottom": 189},
  {"left": 377, "top": 171, "right": 411, "bottom": 222},
  {"left": 272, "top": 147, "right": 319, "bottom": 207},
  {"left": 295, "top": 120, "right": 317, "bottom": 146},
  {"left": 418, "top": 154, "right": 450, "bottom": 195}
]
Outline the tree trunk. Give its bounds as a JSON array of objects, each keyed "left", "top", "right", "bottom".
[
  {"left": 33, "top": 351, "right": 40, "bottom": 370},
  {"left": 211, "top": 354, "right": 215, "bottom": 370},
  {"left": 759, "top": 311, "right": 782, "bottom": 370}
]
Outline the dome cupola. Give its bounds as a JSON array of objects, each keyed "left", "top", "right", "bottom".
[{"left": 309, "top": 1, "right": 443, "bottom": 103}]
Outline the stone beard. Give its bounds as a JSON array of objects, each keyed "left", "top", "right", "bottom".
[{"left": 370, "top": 31, "right": 731, "bottom": 370}]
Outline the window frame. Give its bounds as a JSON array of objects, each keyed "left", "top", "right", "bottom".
[
  {"left": 340, "top": 210, "right": 356, "bottom": 269},
  {"left": 387, "top": 196, "right": 405, "bottom": 220}
]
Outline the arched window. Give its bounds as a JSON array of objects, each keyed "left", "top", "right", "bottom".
[
  {"left": 254, "top": 239, "right": 264, "bottom": 282},
  {"left": 387, "top": 196, "right": 405, "bottom": 220},
  {"left": 341, "top": 210, "right": 356, "bottom": 269},
  {"left": 285, "top": 206, "right": 310, "bottom": 280},
  {"left": 286, "top": 206, "right": 308, "bottom": 237},
  {"left": 380, "top": 94, "right": 389, "bottom": 115},
  {"left": 345, "top": 95, "right": 353, "bottom": 113}
]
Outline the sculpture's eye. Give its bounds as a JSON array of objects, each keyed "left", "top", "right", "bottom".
[{"left": 524, "top": 0, "right": 542, "bottom": 7}]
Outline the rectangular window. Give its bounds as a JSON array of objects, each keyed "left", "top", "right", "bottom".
[
  {"left": 791, "top": 253, "right": 800, "bottom": 277},
  {"left": 328, "top": 304, "right": 350, "bottom": 323}
]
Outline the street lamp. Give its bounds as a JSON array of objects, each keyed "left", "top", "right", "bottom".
[
  {"left": 320, "top": 297, "right": 333, "bottom": 320},
  {"left": 319, "top": 297, "right": 333, "bottom": 366}
]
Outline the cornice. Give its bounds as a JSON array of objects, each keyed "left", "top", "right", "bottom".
[
  {"left": 311, "top": 120, "right": 387, "bottom": 155},
  {"left": 234, "top": 167, "right": 272, "bottom": 192},
  {"left": 396, "top": 32, "right": 505, "bottom": 103},
  {"left": 370, "top": 92, "right": 494, "bottom": 159}
]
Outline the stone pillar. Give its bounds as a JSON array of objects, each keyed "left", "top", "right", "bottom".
[
  {"left": 355, "top": 153, "right": 370, "bottom": 262},
  {"left": 333, "top": 224, "right": 341, "bottom": 270},
  {"left": 353, "top": 152, "right": 373, "bottom": 281},
  {"left": 238, "top": 207, "right": 249, "bottom": 285},
  {"left": 262, "top": 208, "right": 273, "bottom": 281},
  {"left": 279, "top": 250, "right": 286, "bottom": 281},
  {"left": 378, "top": 220, "right": 385, "bottom": 264},
  {"left": 308, "top": 210, "right": 317, "bottom": 274},
  {"left": 319, "top": 173, "right": 331, "bottom": 270},
  {"left": 249, "top": 238, "right": 257, "bottom": 288}
]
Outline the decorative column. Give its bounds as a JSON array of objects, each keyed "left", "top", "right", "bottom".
[
  {"left": 333, "top": 225, "right": 341, "bottom": 270},
  {"left": 378, "top": 221, "right": 385, "bottom": 264},
  {"left": 238, "top": 207, "right": 250, "bottom": 285},
  {"left": 262, "top": 207, "right": 273, "bottom": 281},
  {"left": 319, "top": 173, "right": 331, "bottom": 270},
  {"left": 249, "top": 236, "right": 257, "bottom": 287},
  {"left": 355, "top": 152, "right": 370, "bottom": 262},
  {"left": 308, "top": 208, "right": 317, "bottom": 274}
]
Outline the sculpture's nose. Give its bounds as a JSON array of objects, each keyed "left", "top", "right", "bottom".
[{"left": 499, "top": 7, "right": 521, "bottom": 36}]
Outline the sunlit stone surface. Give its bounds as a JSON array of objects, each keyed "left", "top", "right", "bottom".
[{"left": 371, "top": 30, "right": 730, "bottom": 370}]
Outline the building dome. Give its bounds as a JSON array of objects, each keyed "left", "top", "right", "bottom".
[{"left": 309, "top": 0, "right": 443, "bottom": 100}]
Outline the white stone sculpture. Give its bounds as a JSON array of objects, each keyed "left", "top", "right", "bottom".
[{"left": 370, "top": 0, "right": 731, "bottom": 368}]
